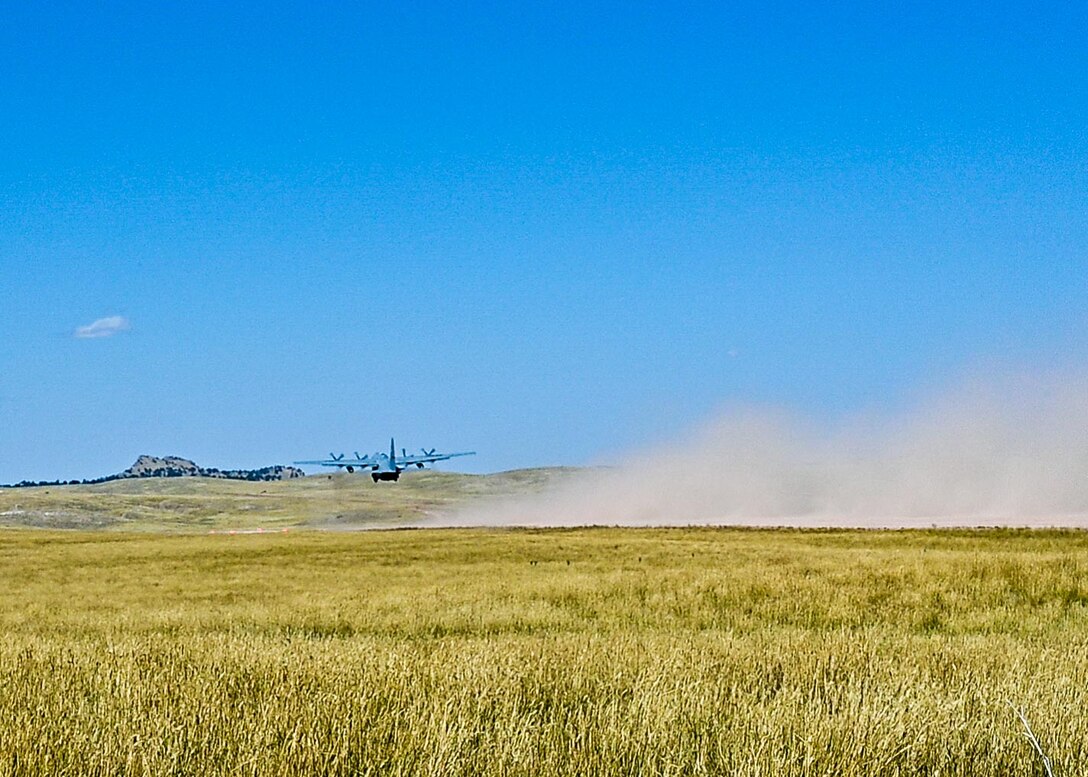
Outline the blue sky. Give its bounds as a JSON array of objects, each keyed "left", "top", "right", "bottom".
[{"left": 1, "top": 1, "right": 1086, "bottom": 481}]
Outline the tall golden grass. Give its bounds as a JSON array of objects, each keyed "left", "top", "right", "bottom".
[{"left": 2, "top": 527, "right": 1086, "bottom": 774}]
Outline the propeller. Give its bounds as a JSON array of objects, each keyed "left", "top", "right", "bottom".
[
  {"left": 402, "top": 448, "right": 407, "bottom": 458},
  {"left": 421, "top": 448, "right": 436, "bottom": 456},
  {"left": 330, "top": 453, "right": 344, "bottom": 461}
]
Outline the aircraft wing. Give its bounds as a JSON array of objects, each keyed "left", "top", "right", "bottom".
[
  {"left": 293, "top": 455, "right": 372, "bottom": 468},
  {"left": 397, "top": 450, "right": 476, "bottom": 467}
]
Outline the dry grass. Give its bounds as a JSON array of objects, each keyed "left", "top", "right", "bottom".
[
  {"left": 2, "top": 526, "right": 1087, "bottom": 774},
  {"left": 0, "top": 469, "right": 572, "bottom": 531}
]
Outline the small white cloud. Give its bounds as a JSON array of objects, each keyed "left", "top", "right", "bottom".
[{"left": 74, "top": 316, "right": 131, "bottom": 339}]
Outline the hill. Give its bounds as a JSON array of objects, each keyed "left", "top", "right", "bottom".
[
  {"left": 121, "top": 454, "right": 306, "bottom": 481},
  {"left": 3, "top": 455, "right": 305, "bottom": 488},
  {"left": 0, "top": 467, "right": 579, "bottom": 532}
]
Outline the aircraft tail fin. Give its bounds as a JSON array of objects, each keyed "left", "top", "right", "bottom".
[{"left": 390, "top": 437, "right": 396, "bottom": 465}]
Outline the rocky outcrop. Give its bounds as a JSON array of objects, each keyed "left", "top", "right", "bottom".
[
  {"left": 3, "top": 456, "right": 305, "bottom": 487},
  {"left": 120, "top": 455, "right": 305, "bottom": 482},
  {"left": 123, "top": 455, "right": 202, "bottom": 478}
]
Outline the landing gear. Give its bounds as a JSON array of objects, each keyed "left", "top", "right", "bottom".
[{"left": 372, "top": 474, "right": 379, "bottom": 483}]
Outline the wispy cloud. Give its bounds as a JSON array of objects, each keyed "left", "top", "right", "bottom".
[{"left": 74, "top": 316, "right": 131, "bottom": 339}]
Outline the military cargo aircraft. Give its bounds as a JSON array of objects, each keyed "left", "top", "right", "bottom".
[{"left": 294, "top": 439, "right": 475, "bottom": 482}]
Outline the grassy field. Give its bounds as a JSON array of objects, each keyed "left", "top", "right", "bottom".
[
  {"left": 3, "top": 525, "right": 1088, "bottom": 775},
  {"left": 0, "top": 469, "right": 572, "bottom": 531}
]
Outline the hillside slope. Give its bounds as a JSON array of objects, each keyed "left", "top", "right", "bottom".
[{"left": 0, "top": 468, "right": 579, "bottom": 532}]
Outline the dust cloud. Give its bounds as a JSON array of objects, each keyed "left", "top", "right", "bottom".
[{"left": 434, "top": 373, "right": 1088, "bottom": 528}]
